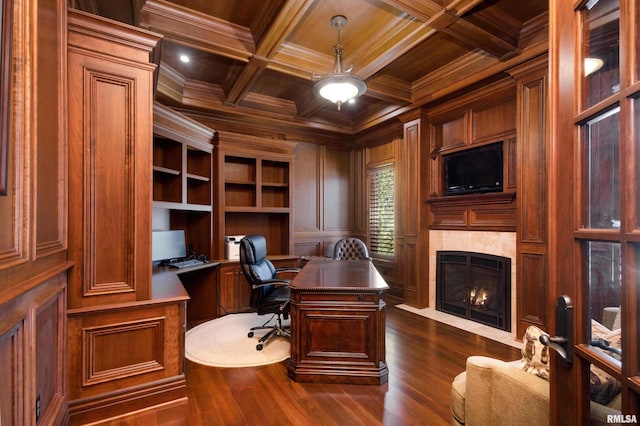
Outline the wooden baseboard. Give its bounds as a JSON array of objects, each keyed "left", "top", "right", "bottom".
[{"left": 66, "top": 376, "right": 187, "bottom": 425}]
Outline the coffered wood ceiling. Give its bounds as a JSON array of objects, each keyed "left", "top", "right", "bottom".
[{"left": 72, "top": 0, "right": 548, "bottom": 141}]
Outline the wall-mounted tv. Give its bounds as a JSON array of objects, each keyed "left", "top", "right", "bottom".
[{"left": 443, "top": 142, "right": 503, "bottom": 196}]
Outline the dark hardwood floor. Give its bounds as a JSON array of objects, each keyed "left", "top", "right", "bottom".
[{"left": 103, "top": 302, "right": 521, "bottom": 425}]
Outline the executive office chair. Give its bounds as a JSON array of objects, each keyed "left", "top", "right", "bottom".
[
  {"left": 239, "top": 235, "right": 300, "bottom": 350},
  {"left": 332, "top": 237, "right": 372, "bottom": 261}
]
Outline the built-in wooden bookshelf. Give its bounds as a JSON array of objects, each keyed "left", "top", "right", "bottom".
[
  {"left": 152, "top": 103, "right": 215, "bottom": 258},
  {"left": 214, "top": 131, "right": 297, "bottom": 259}
]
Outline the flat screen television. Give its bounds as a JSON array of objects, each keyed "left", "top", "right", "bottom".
[{"left": 443, "top": 142, "right": 503, "bottom": 195}]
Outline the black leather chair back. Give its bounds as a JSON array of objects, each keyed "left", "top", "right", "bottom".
[
  {"left": 333, "top": 237, "right": 371, "bottom": 260},
  {"left": 239, "top": 235, "right": 278, "bottom": 309}
]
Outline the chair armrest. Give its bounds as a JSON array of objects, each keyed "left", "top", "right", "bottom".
[
  {"left": 465, "top": 356, "right": 549, "bottom": 426},
  {"left": 251, "top": 279, "right": 291, "bottom": 289},
  {"left": 276, "top": 267, "right": 302, "bottom": 274}
]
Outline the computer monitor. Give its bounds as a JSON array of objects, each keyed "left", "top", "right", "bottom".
[{"left": 152, "top": 230, "right": 187, "bottom": 262}]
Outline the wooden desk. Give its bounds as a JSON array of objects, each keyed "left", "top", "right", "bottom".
[
  {"left": 287, "top": 257, "right": 389, "bottom": 385},
  {"left": 153, "top": 261, "right": 220, "bottom": 323}
]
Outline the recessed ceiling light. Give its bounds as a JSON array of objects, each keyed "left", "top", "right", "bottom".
[{"left": 179, "top": 54, "right": 190, "bottom": 63}]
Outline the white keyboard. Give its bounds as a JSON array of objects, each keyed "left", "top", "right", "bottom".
[{"left": 168, "top": 259, "right": 205, "bottom": 269}]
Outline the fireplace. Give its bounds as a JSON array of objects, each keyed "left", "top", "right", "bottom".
[{"left": 436, "top": 251, "right": 511, "bottom": 331}]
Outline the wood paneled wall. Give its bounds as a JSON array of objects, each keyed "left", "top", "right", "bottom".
[
  {"left": 509, "top": 56, "right": 549, "bottom": 337},
  {"left": 0, "top": 0, "right": 70, "bottom": 424},
  {"left": 293, "top": 142, "right": 355, "bottom": 257},
  {"left": 426, "top": 79, "right": 518, "bottom": 231}
]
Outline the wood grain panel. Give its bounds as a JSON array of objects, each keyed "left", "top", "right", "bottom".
[
  {"left": 293, "top": 142, "right": 320, "bottom": 232},
  {"left": 399, "top": 132, "right": 418, "bottom": 236},
  {"left": 518, "top": 252, "right": 547, "bottom": 329},
  {"left": 0, "top": 0, "right": 32, "bottom": 271},
  {"left": 35, "top": 289, "right": 66, "bottom": 425},
  {"left": 306, "top": 314, "right": 370, "bottom": 356},
  {"left": 366, "top": 142, "right": 394, "bottom": 165},
  {"left": 293, "top": 240, "right": 321, "bottom": 257},
  {"left": 506, "top": 137, "right": 517, "bottom": 191},
  {"left": 429, "top": 193, "right": 516, "bottom": 231},
  {"left": 0, "top": 320, "right": 25, "bottom": 426},
  {"left": 67, "top": 11, "right": 158, "bottom": 308},
  {"left": 67, "top": 303, "right": 185, "bottom": 400},
  {"left": 398, "top": 239, "right": 418, "bottom": 305},
  {"left": 442, "top": 115, "right": 467, "bottom": 149},
  {"left": 510, "top": 57, "right": 548, "bottom": 337},
  {"left": 35, "top": 0, "right": 66, "bottom": 259},
  {"left": 429, "top": 207, "right": 468, "bottom": 228},
  {"left": 472, "top": 96, "right": 517, "bottom": 142},
  {"left": 323, "top": 148, "right": 352, "bottom": 232},
  {"left": 89, "top": 71, "right": 135, "bottom": 294},
  {"left": 519, "top": 78, "right": 547, "bottom": 243},
  {"left": 0, "top": 269, "right": 68, "bottom": 425},
  {"left": 469, "top": 205, "right": 517, "bottom": 230},
  {"left": 83, "top": 318, "right": 165, "bottom": 386}
]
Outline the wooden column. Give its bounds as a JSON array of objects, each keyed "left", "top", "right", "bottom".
[
  {"left": 399, "top": 109, "right": 429, "bottom": 307},
  {"left": 508, "top": 56, "right": 549, "bottom": 338}
]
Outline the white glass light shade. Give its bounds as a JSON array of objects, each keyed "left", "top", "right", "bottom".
[
  {"left": 312, "top": 15, "right": 367, "bottom": 110},
  {"left": 584, "top": 57, "right": 604, "bottom": 76},
  {"left": 313, "top": 75, "right": 367, "bottom": 108}
]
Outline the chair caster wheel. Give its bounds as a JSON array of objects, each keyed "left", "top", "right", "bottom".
[
  {"left": 248, "top": 332, "right": 254, "bottom": 338},
  {"left": 256, "top": 344, "right": 263, "bottom": 351}
]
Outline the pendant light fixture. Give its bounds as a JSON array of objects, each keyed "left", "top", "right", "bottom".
[{"left": 312, "top": 15, "right": 367, "bottom": 111}]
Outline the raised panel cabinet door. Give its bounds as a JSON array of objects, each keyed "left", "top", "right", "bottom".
[
  {"left": 67, "top": 13, "right": 158, "bottom": 308},
  {"left": 218, "top": 266, "right": 240, "bottom": 314}
]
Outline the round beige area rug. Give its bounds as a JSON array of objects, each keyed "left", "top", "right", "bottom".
[{"left": 185, "top": 313, "right": 290, "bottom": 368}]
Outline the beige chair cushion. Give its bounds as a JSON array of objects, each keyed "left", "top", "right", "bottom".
[{"left": 450, "top": 371, "right": 466, "bottom": 425}]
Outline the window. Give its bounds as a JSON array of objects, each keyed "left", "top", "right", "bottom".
[{"left": 368, "top": 166, "right": 394, "bottom": 255}]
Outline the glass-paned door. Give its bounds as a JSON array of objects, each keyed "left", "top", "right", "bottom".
[{"left": 574, "top": 0, "right": 639, "bottom": 421}]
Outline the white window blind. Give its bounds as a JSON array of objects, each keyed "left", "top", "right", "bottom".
[{"left": 368, "top": 166, "right": 394, "bottom": 255}]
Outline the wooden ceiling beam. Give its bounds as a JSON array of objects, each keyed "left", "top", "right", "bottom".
[
  {"left": 348, "top": 19, "right": 438, "bottom": 79},
  {"left": 255, "top": 0, "right": 315, "bottom": 58},
  {"left": 226, "top": 0, "right": 315, "bottom": 105},
  {"left": 140, "top": 0, "right": 255, "bottom": 62},
  {"left": 381, "top": 0, "right": 518, "bottom": 58}
]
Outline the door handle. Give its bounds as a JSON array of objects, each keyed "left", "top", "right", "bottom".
[{"left": 539, "top": 295, "right": 573, "bottom": 368}]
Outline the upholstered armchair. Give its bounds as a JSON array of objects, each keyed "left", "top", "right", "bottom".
[{"left": 450, "top": 324, "right": 622, "bottom": 426}]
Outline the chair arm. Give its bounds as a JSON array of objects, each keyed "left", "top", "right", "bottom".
[
  {"left": 276, "top": 267, "right": 302, "bottom": 274},
  {"left": 251, "top": 279, "right": 291, "bottom": 289},
  {"left": 465, "top": 356, "right": 549, "bottom": 426}
]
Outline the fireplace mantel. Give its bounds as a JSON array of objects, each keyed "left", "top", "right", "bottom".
[{"left": 428, "top": 191, "right": 516, "bottom": 231}]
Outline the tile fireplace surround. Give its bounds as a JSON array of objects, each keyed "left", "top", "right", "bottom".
[{"left": 427, "top": 230, "right": 518, "bottom": 344}]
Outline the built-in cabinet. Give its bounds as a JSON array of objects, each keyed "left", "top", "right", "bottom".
[
  {"left": 426, "top": 79, "right": 518, "bottom": 231},
  {"left": 66, "top": 11, "right": 188, "bottom": 424},
  {"left": 214, "top": 131, "right": 296, "bottom": 258},
  {"left": 152, "top": 103, "right": 215, "bottom": 259}
]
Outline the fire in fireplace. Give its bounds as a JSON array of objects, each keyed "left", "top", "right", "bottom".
[{"left": 436, "top": 251, "right": 511, "bottom": 331}]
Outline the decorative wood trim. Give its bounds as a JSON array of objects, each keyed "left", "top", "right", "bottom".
[
  {"left": 0, "top": 0, "right": 32, "bottom": 270},
  {"left": 82, "top": 317, "right": 165, "bottom": 386},
  {"left": 0, "top": 0, "right": 14, "bottom": 196},
  {"left": 429, "top": 192, "right": 517, "bottom": 231},
  {"left": 153, "top": 103, "right": 215, "bottom": 150}
]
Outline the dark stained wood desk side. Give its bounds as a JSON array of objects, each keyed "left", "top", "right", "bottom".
[{"left": 288, "top": 257, "right": 389, "bottom": 385}]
